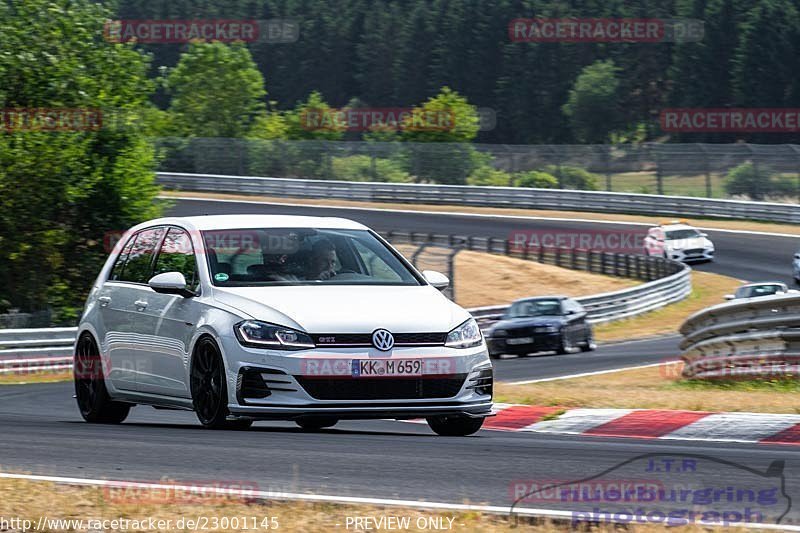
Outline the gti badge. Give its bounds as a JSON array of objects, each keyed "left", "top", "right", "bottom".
[{"left": 372, "top": 329, "right": 394, "bottom": 351}]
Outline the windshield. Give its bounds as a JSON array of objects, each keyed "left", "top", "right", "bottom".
[
  {"left": 506, "top": 299, "right": 563, "bottom": 318},
  {"left": 736, "top": 285, "right": 783, "bottom": 298},
  {"left": 665, "top": 229, "right": 701, "bottom": 240},
  {"left": 202, "top": 228, "right": 421, "bottom": 287}
]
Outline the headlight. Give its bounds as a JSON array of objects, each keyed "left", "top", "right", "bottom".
[
  {"left": 235, "top": 320, "right": 315, "bottom": 350},
  {"left": 446, "top": 318, "right": 483, "bottom": 349},
  {"left": 491, "top": 329, "right": 507, "bottom": 338},
  {"left": 536, "top": 325, "right": 559, "bottom": 333}
]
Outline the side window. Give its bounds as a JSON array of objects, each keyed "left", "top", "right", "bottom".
[
  {"left": 119, "top": 227, "right": 165, "bottom": 284},
  {"left": 154, "top": 228, "right": 198, "bottom": 291},
  {"left": 109, "top": 234, "right": 137, "bottom": 281}
]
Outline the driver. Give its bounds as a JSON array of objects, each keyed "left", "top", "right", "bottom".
[{"left": 306, "top": 239, "right": 338, "bottom": 280}]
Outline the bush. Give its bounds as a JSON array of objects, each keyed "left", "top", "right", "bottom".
[
  {"left": 512, "top": 170, "right": 558, "bottom": 188},
  {"left": 331, "top": 155, "right": 412, "bottom": 183},
  {"left": 467, "top": 165, "right": 512, "bottom": 186},
  {"left": 724, "top": 161, "right": 797, "bottom": 200},
  {"left": 542, "top": 165, "right": 600, "bottom": 190}
]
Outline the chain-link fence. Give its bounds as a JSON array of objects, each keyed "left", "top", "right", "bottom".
[{"left": 154, "top": 138, "right": 800, "bottom": 200}]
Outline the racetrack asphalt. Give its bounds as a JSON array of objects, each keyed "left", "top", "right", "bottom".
[{"left": 3, "top": 380, "right": 800, "bottom": 525}]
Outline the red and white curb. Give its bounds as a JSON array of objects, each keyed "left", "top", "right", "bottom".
[{"left": 414, "top": 404, "right": 800, "bottom": 445}]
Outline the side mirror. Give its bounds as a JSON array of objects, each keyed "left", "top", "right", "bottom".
[
  {"left": 148, "top": 272, "right": 194, "bottom": 297},
  {"left": 699, "top": 232, "right": 709, "bottom": 238},
  {"left": 422, "top": 270, "right": 450, "bottom": 291},
  {"left": 724, "top": 294, "right": 735, "bottom": 301},
  {"left": 794, "top": 253, "right": 800, "bottom": 260}
]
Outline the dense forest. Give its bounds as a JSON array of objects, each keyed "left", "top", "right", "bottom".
[{"left": 110, "top": 0, "right": 800, "bottom": 144}]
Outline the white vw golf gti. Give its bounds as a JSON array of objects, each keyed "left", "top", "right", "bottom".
[{"left": 74, "top": 215, "right": 493, "bottom": 436}]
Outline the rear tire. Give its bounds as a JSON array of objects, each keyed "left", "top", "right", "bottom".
[
  {"left": 190, "top": 337, "right": 249, "bottom": 430},
  {"left": 426, "top": 415, "right": 484, "bottom": 436},
  {"left": 296, "top": 417, "right": 338, "bottom": 431},
  {"left": 74, "top": 334, "right": 131, "bottom": 424}
]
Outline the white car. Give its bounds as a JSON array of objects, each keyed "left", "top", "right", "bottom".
[
  {"left": 725, "top": 282, "right": 791, "bottom": 300},
  {"left": 644, "top": 222, "right": 714, "bottom": 262},
  {"left": 793, "top": 250, "right": 800, "bottom": 284},
  {"left": 74, "top": 215, "right": 492, "bottom": 436}
]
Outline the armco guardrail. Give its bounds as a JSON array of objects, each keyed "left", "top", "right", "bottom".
[
  {"left": 157, "top": 172, "right": 800, "bottom": 223},
  {"left": 0, "top": 327, "right": 76, "bottom": 373},
  {"left": 385, "top": 231, "right": 691, "bottom": 328},
  {"left": 679, "top": 294, "right": 800, "bottom": 380},
  {"left": 470, "top": 266, "right": 690, "bottom": 329}
]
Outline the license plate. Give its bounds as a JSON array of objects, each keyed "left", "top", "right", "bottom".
[
  {"left": 351, "top": 359, "right": 450, "bottom": 377},
  {"left": 506, "top": 337, "right": 534, "bottom": 345}
]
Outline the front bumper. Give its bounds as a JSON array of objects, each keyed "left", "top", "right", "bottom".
[
  {"left": 487, "top": 332, "right": 562, "bottom": 355},
  {"left": 666, "top": 248, "right": 714, "bottom": 262},
  {"left": 219, "top": 337, "right": 493, "bottom": 420}
]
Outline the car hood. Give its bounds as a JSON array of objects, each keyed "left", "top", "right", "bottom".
[
  {"left": 491, "top": 316, "right": 565, "bottom": 331},
  {"left": 666, "top": 236, "right": 711, "bottom": 249},
  {"left": 211, "top": 284, "right": 470, "bottom": 333}
]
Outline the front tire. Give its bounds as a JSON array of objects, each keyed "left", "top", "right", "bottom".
[
  {"left": 580, "top": 330, "right": 596, "bottom": 352},
  {"left": 426, "top": 415, "right": 485, "bottom": 436},
  {"left": 74, "top": 334, "right": 131, "bottom": 424},
  {"left": 556, "top": 330, "right": 573, "bottom": 355},
  {"left": 190, "top": 337, "right": 250, "bottom": 430}
]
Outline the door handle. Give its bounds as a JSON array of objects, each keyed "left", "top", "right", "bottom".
[
  {"left": 134, "top": 299, "right": 149, "bottom": 309},
  {"left": 98, "top": 296, "right": 111, "bottom": 307}
]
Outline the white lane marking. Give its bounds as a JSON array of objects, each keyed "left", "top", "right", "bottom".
[
  {"left": 524, "top": 408, "right": 634, "bottom": 434},
  {"left": 663, "top": 413, "right": 800, "bottom": 443},
  {"left": 504, "top": 361, "right": 679, "bottom": 385},
  {"left": 0, "top": 472, "right": 570, "bottom": 520},
  {"left": 165, "top": 195, "right": 800, "bottom": 239},
  {"left": 1, "top": 472, "right": 797, "bottom": 531}
]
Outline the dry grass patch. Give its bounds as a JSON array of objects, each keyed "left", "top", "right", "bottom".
[
  {"left": 495, "top": 362, "right": 800, "bottom": 414},
  {"left": 394, "top": 245, "right": 636, "bottom": 308},
  {"left": 162, "top": 190, "right": 800, "bottom": 235},
  {"left": 0, "top": 477, "right": 747, "bottom": 532},
  {"left": 594, "top": 271, "right": 740, "bottom": 343},
  {"left": 0, "top": 370, "right": 71, "bottom": 385}
]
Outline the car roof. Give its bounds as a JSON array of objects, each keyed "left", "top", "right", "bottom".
[
  {"left": 738, "top": 282, "right": 786, "bottom": 289},
  {"left": 129, "top": 214, "right": 369, "bottom": 233}
]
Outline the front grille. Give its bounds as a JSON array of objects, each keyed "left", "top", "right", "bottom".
[
  {"left": 295, "top": 374, "right": 467, "bottom": 400},
  {"left": 684, "top": 248, "right": 705, "bottom": 255},
  {"left": 311, "top": 332, "right": 447, "bottom": 347}
]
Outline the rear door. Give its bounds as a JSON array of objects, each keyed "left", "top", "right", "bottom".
[
  {"left": 99, "top": 226, "right": 166, "bottom": 391},
  {"left": 136, "top": 226, "right": 202, "bottom": 398}
]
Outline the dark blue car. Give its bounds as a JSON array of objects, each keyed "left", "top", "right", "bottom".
[{"left": 485, "top": 296, "right": 595, "bottom": 358}]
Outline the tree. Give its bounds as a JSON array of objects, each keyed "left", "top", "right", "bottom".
[
  {"left": 164, "top": 42, "right": 266, "bottom": 138},
  {"left": 0, "top": 0, "right": 162, "bottom": 322},
  {"left": 400, "top": 87, "right": 481, "bottom": 185},
  {"left": 562, "top": 60, "right": 621, "bottom": 143}
]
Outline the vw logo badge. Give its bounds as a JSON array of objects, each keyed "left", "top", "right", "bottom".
[{"left": 372, "top": 329, "right": 395, "bottom": 351}]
